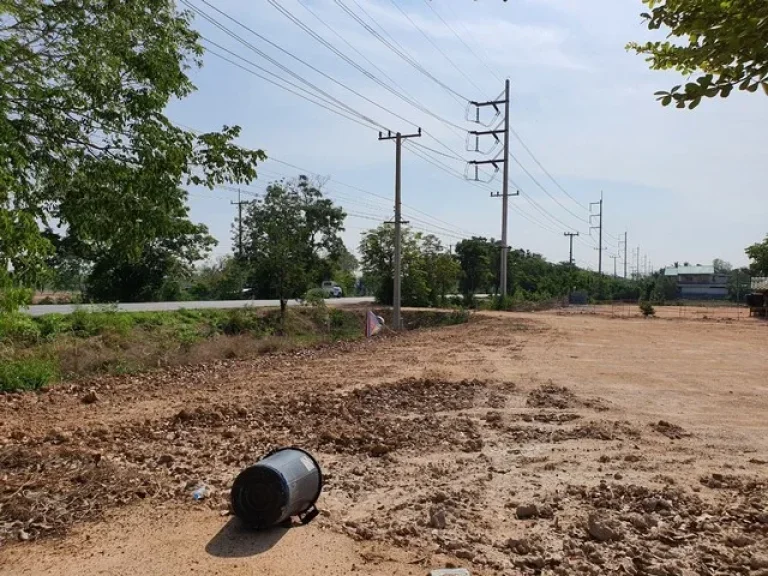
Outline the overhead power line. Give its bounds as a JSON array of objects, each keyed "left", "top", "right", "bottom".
[
  {"left": 508, "top": 151, "right": 590, "bottom": 225},
  {"left": 201, "top": 0, "right": 472, "bottom": 163},
  {"left": 508, "top": 125, "right": 589, "bottom": 212},
  {"left": 332, "top": 0, "right": 470, "bottom": 103},
  {"left": 384, "top": 0, "right": 485, "bottom": 95},
  {"left": 202, "top": 43, "right": 380, "bottom": 133},
  {"left": 421, "top": 0, "right": 504, "bottom": 85},
  {"left": 184, "top": 1, "right": 393, "bottom": 132}
]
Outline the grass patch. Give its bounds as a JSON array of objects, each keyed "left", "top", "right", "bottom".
[
  {"left": 0, "top": 358, "right": 58, "bottom": 391},
  {"left": 0, "top": 305, "right": 471, "bottom": 391}
]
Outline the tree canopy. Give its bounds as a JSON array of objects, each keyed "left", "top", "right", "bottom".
[
  {"left": 0, "top": 0, "right": 265, "bottom": 303},
  {"left": 746, "top": 235, "right": 768, "bottom": 276},
  {"left": 712, "top": 258, "right": 733, "bottom": 274},
  {"left": 628, "top": 0, "right": 768, "bottom": 108},
  {"left": 240, "top": 176, "right": 346, "bottom": 317},
  {"left": 360, "top": 225, "right": 459, "bottom": 307}
]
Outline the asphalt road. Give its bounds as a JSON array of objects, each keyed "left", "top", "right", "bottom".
[{"left": 24, "top": 297, "right": 375, "bottom": 317}]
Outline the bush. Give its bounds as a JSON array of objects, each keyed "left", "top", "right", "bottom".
[
  {"left": 0, "top": 287, "right": 33, "bottom": 313},
  {"left": 639, "top": 301, "right": 656, "bottom": 317},
  {"left": 0, "top": 358, "right": 58, "bottom": 391},
  {"left": 303, "top": 288, "right": 326, "bottom": 307},
  {"left": 34, "top": 314, "right": 66, "bottom": 340},
  {"left": 0, "top": 314, "right": 42, "bottom": 345},
  {"left": 69, "top": 308, "right": 135, "bottom": 336},
  {"left": 217, "top": 308, "right": 266, "bottom": 336},
  {"left": 329, "top": 308, "right": 361, "bottom": 340}
]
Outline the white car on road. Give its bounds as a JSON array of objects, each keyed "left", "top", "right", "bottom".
[{"left": 321, "top": 281, "right": 343, "bottom": 298}]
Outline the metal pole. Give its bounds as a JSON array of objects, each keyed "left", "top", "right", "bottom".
[
  {"left": 623, "top": 232, "right": 628, "bottom": 278},
  {"left": 237, "top": 189, "right": 243, "bottom": 258},
  {"left": 564, "top": 232, "right": 579, "bottom": 267},
  {"left": 500, "top": 78, "right": 510, "bottom": 297},
  {"left": 598, "top": 192, "right": 603, "bottom": 275},
  {"left": 393, "top": 132, "right": 402, "bottom": 331}
]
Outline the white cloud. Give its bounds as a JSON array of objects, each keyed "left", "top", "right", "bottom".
[{"left": 178, "top": 0, "right": 768, "bottom": 267}]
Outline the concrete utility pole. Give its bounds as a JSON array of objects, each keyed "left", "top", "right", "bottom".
[
  {"left": 610, "top": 254, "right": 619, "bottom": 277},
  {"left": 379, "top": 128, "right": 421, "bottom": 330},
  {"left": 619, "top": 231, "right": 628, "bottom": 278},
  {"left": 590, "top": 192, "right": 604, "bottom": 275},
  {"left": 564, "top": 232, "right": 579, "bottom": 266},
  {"left": 636, "top": 246, "right": 641, "bottom": 278},
  {"left": 231, "top": 189, "right": 248, "bottom": 258},
  {"left": 468, "top": 79, "right": 517, "bottom": 297}
]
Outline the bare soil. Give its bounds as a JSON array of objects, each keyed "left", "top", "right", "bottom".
[{"left": 2, "top": 311, "right": 768, "bottom": 575}]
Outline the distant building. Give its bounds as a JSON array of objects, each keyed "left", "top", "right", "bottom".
[{"left": 663, "top": 265, "right": 729, "bottom": 300}]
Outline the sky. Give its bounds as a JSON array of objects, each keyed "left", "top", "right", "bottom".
[{"left": 168, "top": 0, "right": 768, "bottom": 274}]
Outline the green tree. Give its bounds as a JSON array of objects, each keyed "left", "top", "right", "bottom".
[
  {"left": 359, "top": 225, "right": 432, "bottom": 307},
  {"left": 713, "top": 258, "right": 733, "bottom": 275},
  {"left": 728, "top": 267, "right": 751, "bottom": 302},
  {"left": 330, "top": 245, "right": 359, "bottom": 296},
  {"left": 241, "top": 177, "right": 346, "bottom": 320},
  {"left": 0, "top": 0, "right": 265, "bottom": 305},
  {"left": 422, "top": 235, "right": 460, "bottom": 306},
  {"left": 746, "top": 235, "right": 768, "bottom": 275},
  {"left": 628, "top": 0, "right": 768, "bottom": 108},
  {"left": 190, "top": 256, "right": 248, "bottom": 301},
  {"left": 455, "top": 237, "right": 494, "bottom": 300},
  {"left": 49, "top": 255, "right": 89, "bottom": 293}
]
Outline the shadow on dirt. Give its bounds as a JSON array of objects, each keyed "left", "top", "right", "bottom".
[{"left": 205, "top": 518, "right": 288, "bottom": 558}]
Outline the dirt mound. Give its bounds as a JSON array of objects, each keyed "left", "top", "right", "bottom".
[
  {"left": 562, "top": 481, "right": 768, "bottom": 574},
  {"left": 0, "top": 446, "right": 152, "bottom": 542},
  {"left": 527, "top": 383, "right": 577, "bottom": 409},
  {"left": 652, "top": 419, "right": 691, "bottom": 439},
  {"left": 526, "top": 382, "right": 608, "bottom": 411},
  {"left": 0, "top": 377, "right": 489, "bottom": 543}
]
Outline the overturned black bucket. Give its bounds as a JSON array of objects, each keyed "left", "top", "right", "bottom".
[{"left": 231, "top": 447, "right": 323, "bottom": 529}]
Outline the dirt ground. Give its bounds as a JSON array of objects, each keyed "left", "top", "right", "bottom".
[{"left": 2, "top": 310, "right": 767, "bottom": 575}]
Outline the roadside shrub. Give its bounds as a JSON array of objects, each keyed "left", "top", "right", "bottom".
[
  {"left": 218, "top": 308, "right": 265, "bottom": 335},
  {"left": 0, "top": 287, "right": 33, "bottom": 313},
  {"left": 69, "top": 309, "right": 134, "bottom": 337},
  {"left": 0, "top": 358, "right": 58, "bottom": 391},
  {"left": 0, "top": 314, "right": 42, "bottom": 345},
  {"left": 303, "top": 288, "right": 326, "bottom": 307},
  {"left": 639, "top": 301, "right": 656, "bottom": 317},
  {"left": 34, "top": 314, "right": 66, "bottom": 340},
  {"left": 329, "top": 308, "right": 361, "bottom": 340}
]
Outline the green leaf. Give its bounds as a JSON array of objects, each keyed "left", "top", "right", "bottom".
[
  {"left": 630, "top": 0, "right": 768, "bottom": 109},
  {"left": 0, "top": 0, "right": 265, "bottom": 301}
]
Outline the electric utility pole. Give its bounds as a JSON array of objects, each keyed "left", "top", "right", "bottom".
[
  {"left": 619, "top": 231, "right": 628, "bottom": 278},
  {"left": 468, "top": 79, "right": 517, "bottom": 297},
  {"left": 379, "top": 128, "right": 421, "bottom": 330},
  {"left": 610, "top": 254, "right": 619, "bottom": 277},
  {"left": 590, "top": 192, "right": 604, "bottom": 275},
  {"left": 636, "top": 246, "right": 641, "bottom": 278},
  {"left": 624, "top": 230, "right": 627, "bottom": 278},
  {"left": 564, "top": 232, "right": 579, "bottom": 266},
  {"left": 231, "top": 189, "right": 248, "bottom": 258}
]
